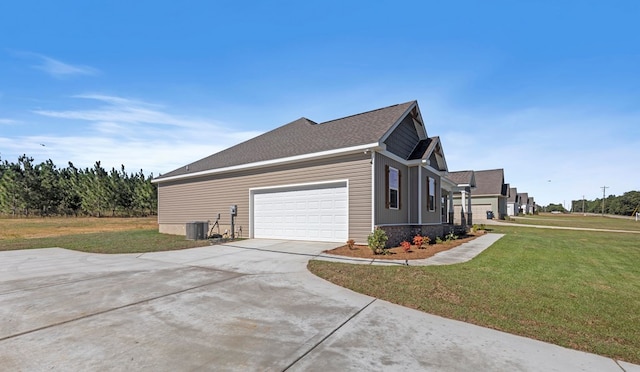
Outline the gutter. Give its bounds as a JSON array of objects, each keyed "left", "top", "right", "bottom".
[{"left": 152, "top": 142, "right": 382, "bottom": 184}]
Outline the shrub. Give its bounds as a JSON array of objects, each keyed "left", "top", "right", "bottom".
[
  {"left": 346, "top": 239, "right": 355, "bottom": 250},
  {"left": 435, "top": 236, "right": 443, "bottom": 244},
  {"left": 413, "top": 234, "right": 430, "bottom": 249},
  {"left": 412, "top": 234, "right": 423, "bottom": 247},
  {"left": 400, "top": 240, "right": 411, "bottom": 253},
  {"left": 445, "top": 231, "right": 458, "bottom": 241},
  {"left": 367, "top": 228, "right": 389, "bottom": 255}
]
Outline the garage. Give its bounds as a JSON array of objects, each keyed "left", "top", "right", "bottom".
[
  {"left": 471, "top": 204, "right": 493, "bottom": 221},
  {"left": 251, "top": 181, "right": 348, "bottom": 242}
]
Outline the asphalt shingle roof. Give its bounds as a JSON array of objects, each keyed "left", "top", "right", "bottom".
[
  {"left": 447, "top": 170, "right": 475, "bottom": 185},
  {"left": 508, "top": 187, "right": 518, "bottom": 202},
  {"left": 157, "top": 101, "right": 415, "bottom": 179},
  {"left": 473, "top": 169, "right": 506, "bottom": 196}
]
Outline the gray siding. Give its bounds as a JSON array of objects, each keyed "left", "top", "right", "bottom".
[
  {"left": 374, "top": 153, "right": 409, "bottom": 225},
  {"left": 408, "top": 167, "right": 419, "bottom": 223},
  {"left": 158, "top": 153, "right": 372, "bottom": 243},
  {"left": 383, "top": 116, "right": 420, "bottom": 159},
  {"left": 420, "top": 168, "right": 442, "bottom": 224}
]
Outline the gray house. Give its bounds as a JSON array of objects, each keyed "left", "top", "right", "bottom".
[
  {"left": 153, "top": 101, "right": 462, "bottom": 245},
  {"left": 507, "top": 187, "right": 519, "bottom": 216}
]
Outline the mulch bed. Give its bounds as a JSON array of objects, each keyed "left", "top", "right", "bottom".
[{"left": 323, "top": 231, "right": 485, "bottom": 260}]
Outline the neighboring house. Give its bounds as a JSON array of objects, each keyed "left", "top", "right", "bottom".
[
  {"left": 446, "top": 170, "right": 476, "bottom": 226},
  {"left": 507, "top": 187, "right": 519, "bottom": 216},
  {"left": 451, "top": 168, "right": 509, "bottom": 222},
  {"left": 517, "top": 192, "right": 530, "bottom": 214},
  {"left": 152, "top": 101, "right": 463, "bottom": 246}
]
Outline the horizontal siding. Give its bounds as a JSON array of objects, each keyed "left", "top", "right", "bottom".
[{"left": 158, "top": 153, "right": 372, "bottom": 243}]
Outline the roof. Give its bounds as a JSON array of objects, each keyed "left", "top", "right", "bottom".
[
  {"left": 508, "top": 187, "right": 518, "bottom": 202},
  {"left": 473, "top": 169, "right": 506, "bottom": 196},
  {"left": 156, "top": 101, "right": 416, "bottom": 180},
  {"left": 447, "top": 170, "right": 475, "bottom": 186}
]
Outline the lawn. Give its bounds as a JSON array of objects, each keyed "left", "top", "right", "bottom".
[
  {"left": 0, "top": 216, "right": 211, "bottom": 253},
  {"left": 505, "top": 213, "right": 640, "bottom": 231},
  {"left": 308, "top": 225, "right": 640, "bottom": 364}
]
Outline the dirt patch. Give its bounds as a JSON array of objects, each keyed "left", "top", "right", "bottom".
[{"left": 324, "top": 231, "right": 485, "bottom": 260}]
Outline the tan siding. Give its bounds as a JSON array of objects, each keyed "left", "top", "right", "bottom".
[
  {"left": 157, "top": 153, "right": 372, "bottom": 243},
  {"left": 375, "top": 153, "right": 409, "bottom": 224}
]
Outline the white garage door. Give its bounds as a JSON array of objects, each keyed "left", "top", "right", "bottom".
[{"left": 252, "top": 182, "right": 348, "bottom": 242}]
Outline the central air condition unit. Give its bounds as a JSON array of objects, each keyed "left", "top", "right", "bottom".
[{"left": 186, "top": 221, "right": 208, "bottom": 240}]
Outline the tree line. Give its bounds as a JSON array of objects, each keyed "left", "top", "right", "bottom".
[
  {"left": 570, "top": 191, "right": 640, "bottom": 216},
  {"left": 0, "top": 155, "right": 157, "bottom": 217}
]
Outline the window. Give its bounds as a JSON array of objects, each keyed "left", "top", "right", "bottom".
[
  {"left": 385, "top": 165, "right": 400, "bottom": 209},
  {"left": 427, "top": 177, "right": 436, "bottom": 211}
]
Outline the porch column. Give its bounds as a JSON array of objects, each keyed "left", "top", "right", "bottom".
[
  {"left": 448, "top": 190, "right": 454, "bottom": 225},
  {"left": 467, "top": 186, "right": 473, "bottom": 226},
  {"left": 460, "top": 190, "right": 467, "bottom": 226}
]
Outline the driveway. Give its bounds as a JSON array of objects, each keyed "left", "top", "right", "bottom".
[{"left": 1, "top": 240, "right": 637, "bottom": 371}]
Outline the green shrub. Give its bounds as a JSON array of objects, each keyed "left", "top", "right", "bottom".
[
  {"left": 445, "top": 231, "right": 458, "bottom": 241},
  {"left": 367, "top": 228, "right": 389, "bottom": 255}
]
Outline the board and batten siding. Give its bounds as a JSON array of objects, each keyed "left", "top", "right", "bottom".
[
  {"left": 383, "top": 115, "right": 421, "bottom": 159},
  {"left": 374, "top": 153, "right": 409, "bottom": 225},
  {"left": 157, "top": 153, "right": 372, "bottom": 243},
  {"left": 420, "top": 167, "right": 442, "bottom": 224}
]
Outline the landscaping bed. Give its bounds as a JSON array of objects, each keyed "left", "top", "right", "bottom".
[{"left": 323, "top": 231, "right": 485, "bottom": 260}]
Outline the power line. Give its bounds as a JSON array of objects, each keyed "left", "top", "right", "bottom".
[{"left": 601, "top": 186, "right": 609, "bottom": 216}]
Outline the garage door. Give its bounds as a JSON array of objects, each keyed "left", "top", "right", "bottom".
[
  {"left": 471, "top": 204, "right": 493, "bottom": 221},
  {"left": 252, "top": 182, "right": 348, "bottom": 242}
]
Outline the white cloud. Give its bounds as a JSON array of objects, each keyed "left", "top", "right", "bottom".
[
  {"left": 0, "top": 118, "right": 17, "bottom": 125},
  {"left": 32, "top": 54, "right": 99, "bottom": 78},
  {"left": 427, "top": 102, "right": 640, "bottom": 206},
  {"left": 18, "top": 94, "right": 261, "bottom": 175}
]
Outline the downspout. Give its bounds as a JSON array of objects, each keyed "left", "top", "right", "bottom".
[
  {"left": 371, "top": 150, "right": 376, "bottom": 232},
  {"left": 418, "top": 166, "right": 422, "bottom": 225}
]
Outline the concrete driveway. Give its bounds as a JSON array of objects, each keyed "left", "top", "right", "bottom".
[{"left": 1, "top": 240, "right": 637, "bottom": 372}]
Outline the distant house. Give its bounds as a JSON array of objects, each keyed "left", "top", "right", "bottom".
[
  {"left": 153, "top": 101, "right": 464, "bottom": 246},
  {"left": 507, "top": 187, "right": 519, "bottom": 216},
  {"left": 446, "top": 170, "right": 476, "bottom": 225},
  {"left": 450, "top": 168, "right": 509, "bottom": 222},
  {"left": 517, "top": 192, "right": 536, "bottom": 214}
]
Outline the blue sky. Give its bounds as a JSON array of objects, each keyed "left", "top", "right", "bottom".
[{"left": 1, "top": 0, "right": 638, "bottom": 207}]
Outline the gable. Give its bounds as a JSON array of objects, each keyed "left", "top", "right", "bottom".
[{"left": 384, "top": 115, "right": 423, "bottom": 159}]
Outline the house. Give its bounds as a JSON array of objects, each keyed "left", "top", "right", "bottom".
[
  {"left": 507, "top": 187, "right": 519, "bottom": 216},
  {"left": 450, "top": 168, "right": 509, "bottom": 222},
  {"left": 152, "top": 101, "right": 464, "bottom": 246},
  {"left": 446, "top": 170, "right": 476, "bottom": 226},
  {"left": 517, "top": 192, "right": 532, "bottom": 214}
]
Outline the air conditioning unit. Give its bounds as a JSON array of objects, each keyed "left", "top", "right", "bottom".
[{"left": 186, "top": 221, "right": 208, "bottom": 240}]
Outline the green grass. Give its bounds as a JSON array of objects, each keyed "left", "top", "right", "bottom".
[
  {"left": 0, "top": 228, "right": 211, "bottom": 253},
  {"left": 505, "top": 213, "right": 640, "bottom": 231},
  {"left": 308, "top": 226, "right": 640, "bottom": 364}
]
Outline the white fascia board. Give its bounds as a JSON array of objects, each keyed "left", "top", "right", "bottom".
[{"left": 153, "top": 142, "right": 381, "bottom": 183}]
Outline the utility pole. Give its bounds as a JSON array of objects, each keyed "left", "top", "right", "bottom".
[
  {"left": 601, "top": 186, "right": 609, "bottom": 216},
  {"left": 582, "top": 195, "right": 585, "bottom": 215}
]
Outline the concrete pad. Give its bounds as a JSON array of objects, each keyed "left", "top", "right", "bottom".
[
  {"left": 1, "top": 240, "right": 637, "bottom": 371},
  {"left": 291, "top": 299, "right": 625, "bottom": 372}
]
